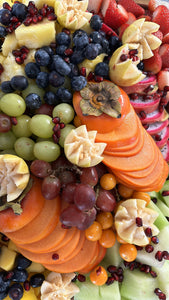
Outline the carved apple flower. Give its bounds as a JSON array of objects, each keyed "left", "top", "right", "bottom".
[{"left": 80, "top": 81, "right": 121, "bottom": 118}]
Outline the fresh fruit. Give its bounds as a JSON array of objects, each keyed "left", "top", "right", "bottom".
[
  {"left": 89, "top": 266, "right": 108, "bottom": 286},
  {"left": 159, "top": 44, "right": 169, "bottom": 68},
  {"left": 118, "top": 0, "right": 145, "bottom": 17},
  {"left": 87, "top": 0, "right": 103, "bottom": 13},
  {"left": 143, "top": 48, "right": 162, "bottom": 74},
  {"left": 152, "top": 5, "right": 169, "bottom": 36}
]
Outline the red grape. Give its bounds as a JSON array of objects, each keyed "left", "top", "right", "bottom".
[
  {"left": 95, "top": 163, "right": 107, "bottom": 179},
  {"left": 36, "top": 103, "right": 54, "bottom": 116},
  {"left": 74, "top": 183, "right": 96, "bottom": 211},
  {"left": 30, "top": 160, "right": 52, "bottom": 178},
  {"left": 96, "top": 188, "right": 116, "bottom": 212},
  {"left": 41, "top": 175, "right": 61, "bottom": 200},
  {"left": 0, "top": 113, "right": 12, "bottom": 132},
  {"left": 51, "top": 155, "right": 73, "bottom": 170},
  {"left": 60, "top": 204, "right": 87, "bottom": 228},
  {"left": 78, "top": 207, "right": 97, "bottom": 230},
  {"left": 61, "top": 183, "right": 78, "bottom": 204},
  {"left": 80, "top": 167, "right": 98, "bottom": 186},
  {"left": 58, "top": 170, "right": 76, "bottom": 188}
]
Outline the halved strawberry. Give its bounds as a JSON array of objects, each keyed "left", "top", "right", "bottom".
[
  {"left": 143, "top": 49, "right": 162, "bottom": 74},
  {"left": 101, "top": 0, "right": 128, "bottom": 30},
  {"left": 152, "top": 5, "right": 169, "bottom": 36},
  {"left": 100, "top": 22, "right": 118, "bottom": 37},
  {"left": 162, "top": 33, "right": 169, "bottom": 44},
  {"left": 149, "top": 0, "right": 169, "bottom": 12},
  {"left": 87, "top": 0, "right": 103, "bottom": 13},
  {"left": 157, "top": 68, "right": 169, "bottom": 101},
  {"left": 159, "top": 44, "right": 169, "bottom": 68},
  {"left": 126, "top": 12, "right": 136, "bottom": 24},
  {"left": 117, "top": 0, "right": 145, "bottom": 17},
  {"left": 153, "top": 30, "right": 163, "bottom": 41}
]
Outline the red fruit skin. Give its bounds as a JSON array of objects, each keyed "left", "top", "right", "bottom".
[
  {"left": 152, "top": 5, "right": 169, "bottom": 36},
  {"left": 87, "top": 0, "right": 103, "bottom": 13},
  {"left": 158, "top": 68, "right": 169, "bottom": 101},
  {"left": 143, "top": 49, "right": 162, "bottom": 74},
  {"left": 147, "top": 119, "right": 169, "bottom": 135},
  {"left": 118, "top": 0, "right": 145, "bottom": 17},
  {"left": 159, "top": 44, "right": 169, "bottom": 69},
  {"left": 118, "top": 23, "right": 129, "bottom": 40},
  {"left": 161, "top": 140, "right": 169, "bottom": 162},
  {"left": 126, "top": 12, "right": 136, "bottom": 24},
  {"left": 153, "top": 30, "right": 163, "bottom": 41},
  {"left": 100, "top": 22, "right": 118, "bottom": 37},
  {"left": 120, "top": 75, "right": 157, "bottom": 94},
  {"left": 162, "top": 33, "right": 169, "bottom": 44},
  {"left": 155, "top": 126, "right": 169, "bottom": 148},
  {"left": 103, "top": 0, "right": 128, "bottom": 30},
  {"left": 149, "top": 0, "right": 169, "bottom": 12}
]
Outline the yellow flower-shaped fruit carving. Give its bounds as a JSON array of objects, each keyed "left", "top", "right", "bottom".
[
  {"left": 55, "top": 0, "right": 92, "bottom": 30},
  {"left": 115, "top": 199, "right": 159, "bottom": 246},
  {"left": 41, "top": 272, "right": 79, "bottom": 300},
  {"left": 64, "top": 125, "right": 107, "bottom": 167},
  {"left": 122, "top": 18, "right": 162, "bottom": 59},
  {"left": 0, "top": 154, "right": 30, "bottom": 202}
]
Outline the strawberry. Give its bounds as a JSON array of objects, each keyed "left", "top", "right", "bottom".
[
  {"left": 87, "top": 0, "right": 103, "bottom": 13},
  {"left": 117, "top": 0, "right": 145, "bottom": 17},
  {"left": 118, "top": 23, "right": 129, "bottom": 40},
  {"left": 157, "top": 68, "right": 169, "bottom": 101},
  {"left": 101, "top": 0, "right": 128, "bottom": 30},
  {"left": 159, "top": 44, "right": 169, "bottom": 68},
  {"left": 153, "top": 30, "right": 163, "bottom": 41},
  {"left": 163, "top": 33, "right": 169, "bottom": 44},
  {"left": 126, "top": 12, "right": 136, "bottom": 24},
  {"left": 152, "top": 5, "right": 169, "bottom": 36},
  {"left": 143, "top": 49, "right": 162, "bottom": 74},
  {"left": 100, "top": 22, "right": 118, "bottom": 37},
  {"left": 148, "top": 0, "right": 169, "bottom": 12}
]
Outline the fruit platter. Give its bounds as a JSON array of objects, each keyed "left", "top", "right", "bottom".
[{"left": 0, "top": 0, "right": 169, "bottom": 299}]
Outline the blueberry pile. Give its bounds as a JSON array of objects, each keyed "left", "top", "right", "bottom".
[{"left": 0, "top": 251, "right": 45, "bottom": 300}]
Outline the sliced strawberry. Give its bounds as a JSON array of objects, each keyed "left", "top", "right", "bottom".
[
  {"left": 162, "top": 33, "right": 169, "bottom": 44},
  {"left": 149, "top": 0, "right": 169, "bottom": 12},
  {"left": 152, "top": 5, "right": 169, "bottom": 36},
  {"left": 100, "top": 22, "right": 118, "bottom": 37},
  {"left": 157, "top": 68, "right": 169, "bottom": 101},
  {"left": 159, "top": 44, "right": 169, "bottom": 68},
  {"left": 118, "top": 0, "right": 145, "bottom": 17},
  {"left": 118, "top": 23, "right": 129, "bottom": 40},
  {"left": 137, "top": 14, "right": 152, "bottom": 21},
  {"left": 101, "top": 0, "right": 128, "bottom": 30},
  {"left": 87, "top": 0, "right": 103, "bottom": 13},
  {"left": 153, "top": 30, "right": 163, "bottom": 41},
  {"left": 143, "top": 49, "right": 162, "bottom": 74}
]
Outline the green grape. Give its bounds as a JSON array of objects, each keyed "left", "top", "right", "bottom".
[
  {"left": 52, "top": 103, "right": 75, "bottom": 124},
  {"left": 0, "top": 149, "right": 17, "bottom": 155},
  {"left": 0, "top": 131, "right": 16, "bottom": 150},
  {"left": 12, "top": 115, "right": 32, "bottom": 138},
  {"left": 22, "top": 82, "right": 45, "bottom": 101},
  {"left": 14, "top": 137, "right": 35, "bottom": 161},
  {"left": 59, "top": 124, "right": 75, "bottom": 148},
  {"left": 36, "top": 137, "right": 53, "bottom": 142},
  {"left": 33, "top": 141, "right": 61, "bottom": 162},
  {"left": 29, "top": 114, "right": 54, "bottom": 138},
  {"left": 0, "top": 93, "right": 26, "bottom": 116}
]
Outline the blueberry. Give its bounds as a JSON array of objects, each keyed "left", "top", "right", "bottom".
[
  {"left": 30, "top": 273, "right": 45, "bottom": 288},
  {"left": 56, "top": 32, "right": 71, "bottom": 47},
  {"left": 12, "top": 268, "right": 28, "bottom": 283},
  {"left": 71, "top": 76, "right": 87, "bottom": 91},
  {"left": 73, "top": 30, "right": 89, "bottom": 50},
  {"left": 11, "top": 3, "right": 27, "bottom": 21},
  {"left": 55, "top": 45, "right": 67, "bottom": 57},
  {"left": 44, "top": 91, "right": 59, "bottom": 106},
  {"left": 56, "top": 87, "right": 72, "bottom": 104},
  {"left": 89, "top": 31, "right": 102, "bottom": 44},
  {"left": 101, "top": 38, "right": 110, "bottom": 54},
  {"left": 36, "top": 72, "right": 49, "bottom": 89},
  {"left": 10, "top": 75, "right": 28, "bottom": 91},
  {"left": 16, "top": 254, "right": 31, "bottom": 270},
  {"left": 48, "top": 70, "right": 65, "bottom": 87},
  {"left": 0, "top": 271, "right": 11, "bottom": 292},
  {"left": 90, "top": 15, "right": 103, "bottom": 31},
  {"left": 94, "top": 62, "right": 109, "bottom": 78},
  {"left": 41, "top": 46, "right": 54, "bottom": 57},
  {"left": 35, "top": 49, "right": 51, "bottom": 67},
  {"left": 137, "top": 61, "right": 144, "bottom": 71},
  {"left": 0, "top": 9, "right": 11, "bottom": 25},
  {"left": 67, "top": 63, "right": 79, "bottom": 78},
  {"left": 95, "top": 43, "right": 103, "bottom": 55},
  {"left": 84, "top": 44, "right": 99, "bottom": 60},
  {"left": 0, "top": 290, "right": 8, "bottom": 300},
  {"left": 52, "top": 55, "right": 71, "bottom": 76},
  {"left": 0, "top": 26, "right": 7, "bottom": 38},
  {"left": 25, "top": 93, "right": 42, "bottom": 110},
  {"left": 109, "top": 36, "right": 122, "bottom": 52},
  {"left": 8, "top": 283, "right": 23, "bottom": 300},
  {"left": 25, "top": 62, "right": 40, "bottom": 79},
  {"left": 1, "top": 81, "right": 14, "bottom": 93},
  {"left": 70, "top": 50, "right": 85, "bottom": 65}
]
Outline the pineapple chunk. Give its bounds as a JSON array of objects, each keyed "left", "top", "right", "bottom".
[
  {"left": 0, "top": 245, "right": 17, "bottom": 271},
  {"left": 8, "top": 240, "right": 18, "bottom": 252},
  {"left": 15, "top": 20, "right": 56, "bottom": 49},
  {"left": 1, "top": 52, "right": 25, "bottom": 82},
  {"left": 2, "top": 33, "right": 18, "bottom": 56},
  {"left": 0, "top": 54, "right": 5, "bottom": 65},
  {"left": 27, "top": 261, "right": 45, "bottom": 273}
]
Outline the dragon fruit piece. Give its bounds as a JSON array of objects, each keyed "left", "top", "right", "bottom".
[
  {"left": 146, "top": 119, "right": 169, "bottom": 135},
  {"left": 130, "top": 93, "right": 161, "bottom": 114},
  {"left": 161, "top": 140, "right": 169, "bottom": 162},
  {"left": 140, "top": 109, "right": 168, "bottom": 124},
  {"left": 121, "top": 75, "right": 157, "bottom": 94},
  {"left": 153, "top": 125, "right": 169, "bottom": 148}
]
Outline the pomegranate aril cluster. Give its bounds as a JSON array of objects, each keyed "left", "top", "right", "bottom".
[{"left": 106, "top": 265, "right": 124, "bottom": 284}]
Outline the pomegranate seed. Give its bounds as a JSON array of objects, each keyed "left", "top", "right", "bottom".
[
  {"left": 130, "top": 93, "right": 138, "bottom": 100},
  {"left": 106, "top": 30, "right": 114, "bottom": 37},
  {"left": 62, "top": 28, "right": 70, "bottom": 35},
  {"left": 52, "top": 253, "right": 59, "bottom": 260},
  {"left": 21, "top": 53, "right": 28, "bottom": 60},
  {"left": 23, "top": 17, "right": 32, "bottom": 26},
  {"left": 55, "top": 130, "right": 61, "bottom": 138},
  {"left": 52, "top": 133, "right": 59, "bottom": 144},
  {"left": 106, "top": 276, "right": 114, "bottom": 285},
  {"left": 96, "top": 266, "right": 102, "bottom": 276},
  {"left": 10, "top": 16, "right": 19, "bottom": 23},
  {"left": 15, "top": 56, "right": 24, "bottom": 65},
  {"left": 143, "top": 124, "right": 149, "bottom": 130},
  {"left": 135, "top": 245, "right": 143, "bottom": 250},
  {"left": 64, "top": 57, "right": 70, "bottom": 64},
  {"left": 151, "top": 236, "right": 159, "bottom": 244},
  {"left": 52, "top": 117, "right": 60, "bottom": 124},
  {"left": 150, "top": 270, "right": 157, "bottom": 278},
  {"left": 3, "top": 271, "right": 14, "bottom": 280},
  {"left": 12, "top": 49, "right": 22, "bottom": 57},
  {"left": 162, "top": 251, "right": 169, "bottom": 260},
  {"left": 14, "top": 21, "right": 21, "bottom": 29},
  {"left": 113, "top": 273, "right": 119, "bottom": 281},
  {"left": 160, "top": 97, "right": 167, "bottom": 106},
  {"left": 32, "top": 15, "right": 38, "bottom": 23},
  {"left": 24, "top": 280, "right": 30, "bottom": 291},
  {"left": 159, "top": 104, "right": 164, "bottom": 113},
  {"left": 11, "top": 117, "right": 18, "bottom": 125},
  {"left": 1, "top": 234, "right": 9, "bottom": 242},
  {"left": 43, "top": 3, "right": 48, "bottom": 9},
  {"left": 129, "top": 49, "right": 138, "bottom": 56},
  {"left": 154, "top": 134, "right": 161, "bottom": 141},
  {"left": 60, "top": 123, "right": 65, "bottom": 129},
  {"left": 144, "top": 94, "right": 152, "bottom": 100},
  {"left": 38, "top": 14, "right": 43, "bottom": 22},
  {"left": 47, "top": 13, "right": 57, "bottom": 21},
  {"left": 0, "top": 63, "right": 4, "bottom": 75},
  {"left": 145, "top": 227, "right": 152, "bottom": 237},
  {"left": 118, "top": 274, "right": 124, "bottom": 282},
  {"left": 132, "top": 56, "right": 139, "bottom": 61},
  {"left": 3, "top": 2, "right": 11, "bottom": 10},
  {"left": 80, "top": 67, "right": 86, "bottom": 77},
  {"left": 144, "top": 84, "right": 155, "bottom": 93},
  {"left": 87, "top": 72, "right": 94, "bottom": 81},
  {"left": 95, "top": 75, "right": 103, "bottom": 82},
  {"left": 40, "top": 7, "right": 47, "bottom": 16},
  {"left": 20, "top": 46, "right": 29, "bottom": 54},
  {"left": 164, "top": 85, "right": 169, "bottom": 92},
  {"left": 61, "top": 224, "right": 71, "bottom": 229},
  {"left": 107, "top": 265, "right": 117, "bottom": 273},
  {"left": 162, "top": 190, "right": 169, "bottom": 196},
  {"left": 64, "top": 48, "right": 73, "bottom": 56},
  {"left": 117, "top": 267, "right": 123, "bottom": 275},
  {"left": 53, "top": 124, "right": 60, "bottom": 133},
  {"left": 6, "top": 26, "right": 14, "bottom": 33},
  {"left": 139, "top": 111, "right": 146, "bottom": 119},
  {"left": 120, "top": 54, "right": 129, "bottom": 61},
  {"left": 155, "top": 251, "right": 163, "bottom": 261},
  {"left": 47, "top": 6, "right": 54, "bottom": 13},
  {"left": 151, "top": 197, "right": 157, "bottom": 204},
  {"left": 136, "top": 217, "right": 143, "bottom": 227},
  {"left": 145, "top": 244, "right": 154, "bottom": 253},
  {"left": 154, "top": 288, "right": 162, "bottom": 296},
  {"left": 129, "top": 262, "right": 137, "bottom": 271},
  {"left": 77, "top": 274, "right": 86, "bottom": 282},
  {"left": 159, "top": 293, "right": 166, "bottom": 300}
]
